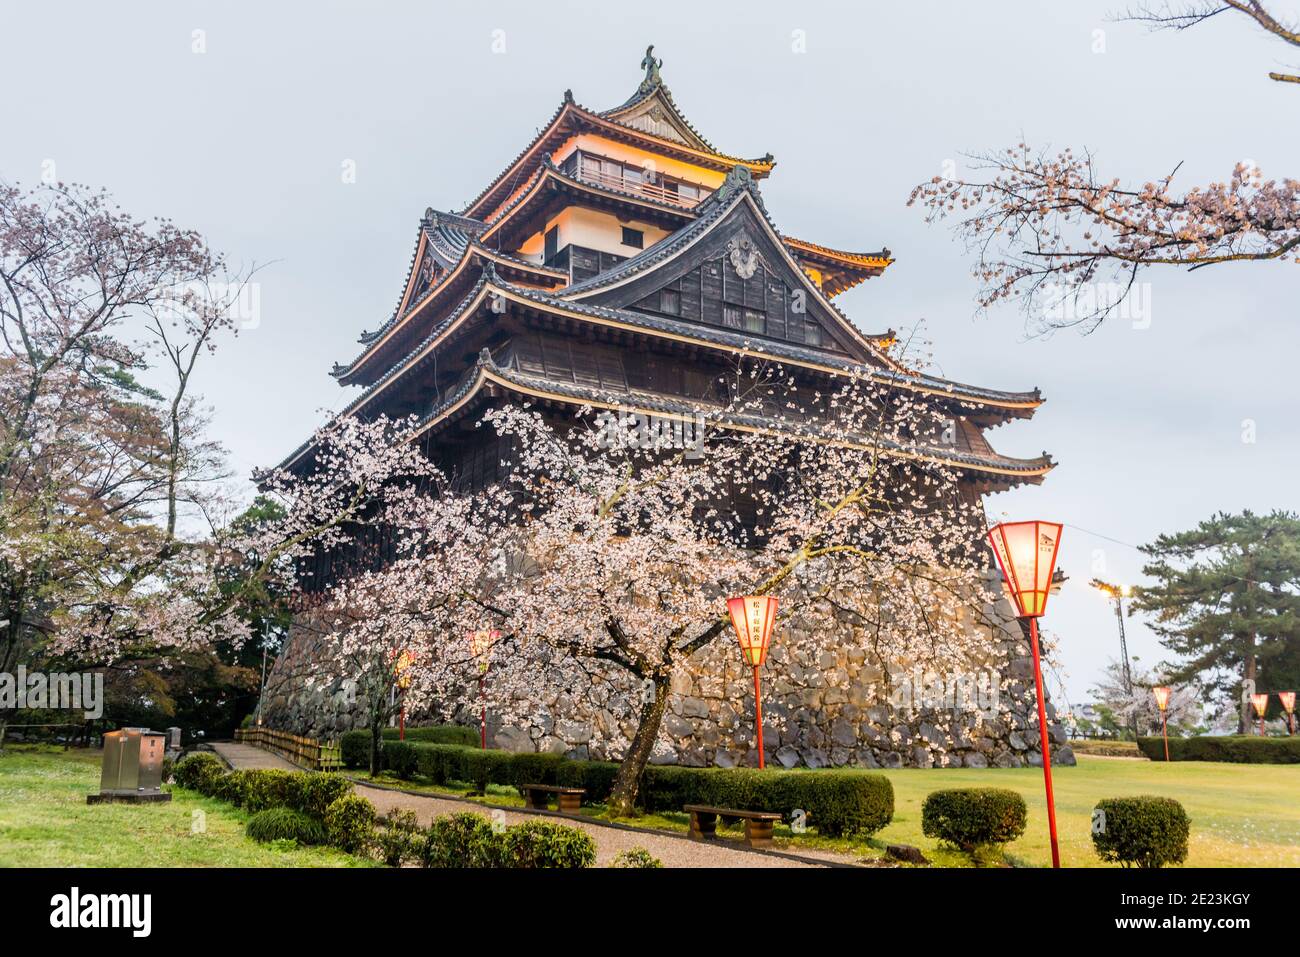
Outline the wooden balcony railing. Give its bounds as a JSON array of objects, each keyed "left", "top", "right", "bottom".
[{"left": 573, "top": 167, "right": 704, "bottom": 209}]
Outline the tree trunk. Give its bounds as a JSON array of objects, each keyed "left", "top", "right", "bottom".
[
  {"left": 1240, "top": 638, "right": 1256, "bottom": 735},
  {"left": 369, "top": 718, "right": 383, "bottom": 778},
  {"left": 608, "top": 671, "right": 671, "bottom": 818}
]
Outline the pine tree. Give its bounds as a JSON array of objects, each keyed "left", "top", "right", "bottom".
[{"left": 1133, "top": 511, "right": 1300, "bottom": 734}]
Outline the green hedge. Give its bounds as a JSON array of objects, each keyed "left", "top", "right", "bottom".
[
  {"left": 354, "top": 739, "right": 894, "bottom": 838},
  {"left": 639, "top": 765, "right": 893, "bottom": 837},
  {"left": 382, "top": 726, "right": 479, "bottom": 746},
  {"left": 340, "top": 726, "right": 480, "bottom": 770},
  {"left": 1137, "top": 734, "right": 1300, "bottom": 764},
  {"left": 921, "top": 788, "right": 1027, "bottom": 853},
  {"left": 404, "top": 743, "right": 578, "bottom": 793},
  {"left": 172, "top": 756, "right": 354, "bottom": 823},
  {"left": 1092, "top": 796, "right": 1190, "bottom": 868}
]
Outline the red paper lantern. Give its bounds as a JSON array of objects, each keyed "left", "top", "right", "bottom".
[
  {"left": 1151, "top": 686, "right": 1173, "bottom": 762},
  {"left": 727, "top": 596, "right": 779, "bottom": 668},
  {"left": 987, "top": 521, "right": 1063, "bottom": 618},
  {"left": 1279, "top": 691, "right": 1296, "bottom": 736},
  {"left": 727, "top": 595, "right": 779, "bottom": 769},
  {"left": 467, "top": 629, "right": 500, "bottom": 673},
  {"left": 987, "top": 520, "right": 1065, "bottom": 868}
]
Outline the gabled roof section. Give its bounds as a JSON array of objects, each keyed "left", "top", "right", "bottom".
[
  {"left": 561, "top": 166, "right": 904, "bottom": 371},
  {"left": 600, "top": 46, "right": 718, "bottom": 153},
  {"left": 461, "top": 51, "right": 774, "bottom": 221},
  {"left": 397, "top": 350, "right": 1054, "bottom": 486},
  {"left": 333, "top": 230, "right": 566, "bottom": 386}
]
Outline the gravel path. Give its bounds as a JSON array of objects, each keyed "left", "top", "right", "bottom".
[
  {"left": 355, "top": 781, "right": 832, "bottom": 868},
  {"left": 210, "top": 741, "right": 299, "bottom": 770},
  {"left": 214, "top": 740, "right": 851, "bottom": 868}
]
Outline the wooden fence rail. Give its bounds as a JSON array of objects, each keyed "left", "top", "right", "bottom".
[{"left": 234, "top": 727, "right": 343, "bottom": 772}]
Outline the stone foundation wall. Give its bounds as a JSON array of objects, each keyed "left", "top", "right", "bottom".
[{"left": 260, "top": 585, "right": 1075, "bottom": 770}]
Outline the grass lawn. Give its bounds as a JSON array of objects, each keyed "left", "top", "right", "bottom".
[
  {"left": 0, "top": 746, "right": 371, "bottom": 867},
  {"left": 355, "top": 754, "right": 1300, "bottom": 868},
  {"left": 876, "top": 756, "right": 1300, "bottom": 867}
]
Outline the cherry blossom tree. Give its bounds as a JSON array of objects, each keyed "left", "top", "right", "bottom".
[
  {"left": 1089, "top": 659, "right": 1203, "bottom": 736},
  {"left": 267, "top": 355, "right": 1018, "bottom": 813},
  {"left": 0, "top": 180, "right": 261, "bottom": 709},
  {"left": 909, "top": 2, "right": 1300, "bottom": 330},
  {"left": 410, "top": 360, "right": 1002, "bottom": 815}
]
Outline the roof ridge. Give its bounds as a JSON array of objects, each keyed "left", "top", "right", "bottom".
[{"left": 498, "top": 277, "right": 1043, "bottom": 406}]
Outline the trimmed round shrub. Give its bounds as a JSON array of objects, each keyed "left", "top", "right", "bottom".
[
  {"left": 246, "top": 807, "right": 327, "bottom": 846},
  {"left": 376, "top": 807, "right": 422, "bottom": 867},
  {"left": 611, "top": 847, "right": 663, "bottom": 868},
  {"left": 1092, "top": 796, "right": 1189, "bottom": 868},
  {"left": 294, "top": 773, "right": 354, "bottom": 820},
  {"left": 172, "top": 752, "right": 225, "bottom": 792},
  {"left": 500, "top": 820, "right": 596, "bottom": 868},
  {"left": 922, "top": 788, "right": 1028, "bottom": 854},
  {"left": 422, "top": 812, "right": 502, "bottom": 868},
  {"left": 324, "top": 794, "right": 377, "bottom": 853},
  {"left": 237, "top": 768, "right": 302, "bottom": 812}
]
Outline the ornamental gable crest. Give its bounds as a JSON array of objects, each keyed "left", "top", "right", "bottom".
[{"left": 726, "top": 235, "right": 762, "bottom": 279}]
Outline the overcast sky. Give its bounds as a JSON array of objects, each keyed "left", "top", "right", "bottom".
[{"left": 6, "top": 0, "right": 1297, "bottom": 708}]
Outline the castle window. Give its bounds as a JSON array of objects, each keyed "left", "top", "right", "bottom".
[
  {"left": 743, "top": 310, "right": 765, "bottom": 334},
  {"left": 723, "top": 304, "right": 742, "bottom": 328},
  {"left": 543, "top": 225, "right": 558, "bottom": 263},
  {"left": 660, "top": 288, "right": 681, "bottom": 315},
  {"left": 805, "top": 323, "right": 824, "bottom": 346},
  {"left": 621, "top": 226, "right": 644, "bottom": 249}
]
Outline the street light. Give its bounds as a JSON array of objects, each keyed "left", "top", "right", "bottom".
[
  {"left": 467, "top": 629, "right": 499, "bottom": 749},
  {"left": 726, "top": 595, "right": 779, "bottom": 769},
  {"left": 1091, "top": 579, "right": 1136, "bottom": 738},
  {"left": 1278, "top": 691, "right": 1296, "bottom": 736},
  {"left": 988, "top": 520, "right": 1065, "bottom": 869},
  {"left": 1250, "top": 692, "right": 1269, "bottom": 737},
  {"left": 1152, "top": 686, "right": 1172, "bottom": 762}
]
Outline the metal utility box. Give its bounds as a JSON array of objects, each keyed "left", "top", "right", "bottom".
[{"left": 90, "top": 728, "right": 171, "bottom": 804}]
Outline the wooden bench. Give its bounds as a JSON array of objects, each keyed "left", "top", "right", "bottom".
[
  {"left": 684, "top": 804, "right": 782, "bottom": 849},
  {"left": 521, "top": 783, "right": 585, "bottom": 814}
]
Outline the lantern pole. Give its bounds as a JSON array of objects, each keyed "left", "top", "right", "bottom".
[
  {"left": 753, "top": 665, "right": 765, "bottom": 770},
  {"left": 479, "top": 667, "right": 488, "bottom": 750},
  {"left": 1027, "top": 617, "right": 1061, "bottom": 869},
  {"left": 1160, "top": 706, "right": 1169, "bottom": 762}
]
